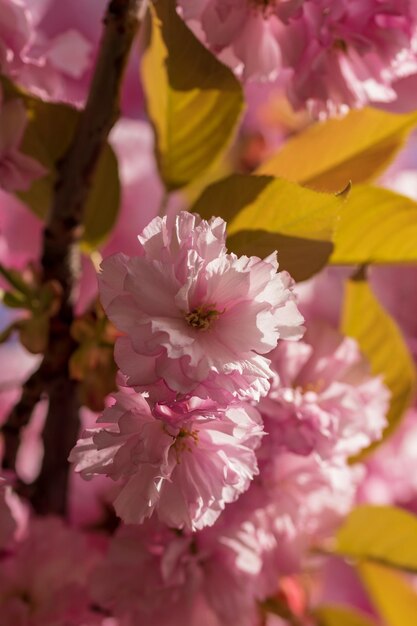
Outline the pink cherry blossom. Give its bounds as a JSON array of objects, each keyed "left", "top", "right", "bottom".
[
  {"left": 115, "top": 336, "right": 272, "bottom": 404},
  {"left": 70, "top": 388, "right": 264, "bottom": 530},
  {"left": 0, "top": 0, "right": 31, "bottom": 73},
  {"left": 258, "top": 322, "right": 389, "bottom": 460},
  {"left": 358, "top": 407, "right": 417, "bottom": 508},
  {"left": 91, "top": 522, "right": 203, "bottom": 626},
  {"left": 21, "top": 0, "right": 142, "bottom": 113},
  {"left": 68, "top": 407, "right": 118, "bottom": 528},
  {"left": 0, "top": 0, "right": 94, "bottom": 105},
  {"left": 99, "top": 211, "right": 304, "bottom": 401},
  {"left": 0, "top": 517, "right": 100, "bottom": 626},
  {"left": 260, "top": 454, "right": 364, "bottom": 540},
  {"left": 227, "top": 449, "right": 363, "bottom": 554},
  {"left": 0, "top": 479, "right": 28, "bottom": 547},
  {"left": 179, "top": 1, "right": 417, "bottom": 114},
  {"left": 280, "top": 0, "right": 417, "bottom": 115},
  {"left": 0, "top": 91, "right": 46, "bottom": 192},
  {"left": 0, "top": 342, "right": 41, "bottom": 426},
  {"left": 91, "top": 517, "right": 278, "bottom": 626},
  {"left": 179, "top": 0, "right": 303, "bottom": 81}
]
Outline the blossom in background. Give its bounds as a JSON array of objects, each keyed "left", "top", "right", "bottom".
[
  {"left": 70, "top": 389, "right": 264, "bottom": 530},
  {"left": 91, "top": 517, "right": 277, "bottom": 626},
  {"left": 179, "top": 0, "right": 417, "bottom": 114},
  {"left": 258, "top": 322, "right": 389, "bottom": 460},
  {"left": 99, "top": 211, "right": 304, "bottom": 401},
  {"left": 0, "top": 480, "right": 28, "bottom": 547},
  {"left": 0, "top": 0, "right": 93, "bottom": 104},
  {"left": 0, "top": 517, "right": 100, "bottom": 626},
  {"left": 0, "top": 0, "right": 31, "bottom": 73},
  {"left": 281, "top": 0, "right": 417, "bottom": 116},
  {"left": 358, "top": 407, "right": 417, "bottom": 508},
  {"left": 0, "top": 91, "right": 46, "bottom": 192},
  {"left": 179, "top": 0, "right": 303, "bottom": 80}
]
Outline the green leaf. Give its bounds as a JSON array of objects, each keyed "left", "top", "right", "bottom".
[
  {"left": 18, "top": 99, "right": 78, "bottom": 219},
  {"left": 342, "top": 278, "right": 416, "bottom": 451},
  {"left": 336, "top": 505, "right": 417, "bottom": 572},
  {"left": 192, "top": 173, "right": 341, "bottom": 281},
  {"left": 141, "top": 0, "right": 244, "bottom": 190},
  {"left": 0, "top": 77, "right": 120, "bottom": 247},
  {"left": 82, "top": 143, "right": 121, "bottom": 249},
  {"left": 359, "top": 561, "right": 417, "bottom": 626},
  {"left": 257, "top": 107, "right": 417, "bottom": 192},
  {"left": 315, "top": 605, "right": 378, "bottom": 626},
  {"left": 331, "top": 185, "right": 417, "bottom": 264}
]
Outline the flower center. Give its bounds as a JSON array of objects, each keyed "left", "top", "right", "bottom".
[
  {"left": 250, "top": 0, "right": 276, "bottom": 6},
  {"left": 334, "top": 39, "right": 348, "bottom": 53},
  {"left": 174, "top": 428, "right": 199, "bottom": 461},
  {"left": 185, "top": 305, "right": 221, "bottom": 331},
  {"left": 298, "top": 378, "right": 326, "bottom": 394},
  {"left": 249, "top": 0, "right": 278, "bottom": 13}
]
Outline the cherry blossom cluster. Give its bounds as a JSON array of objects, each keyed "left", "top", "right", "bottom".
[
  {"left": 65, "top": 212, "right": 389, "bottom": 626},
  {"left": 0, "top": 1, "right": 407, "bottom": 623},
  {"left": 179, "top": 0, "right": 417, "bottom": 114},
  {"left": 70, "top": 210, "right": 305, "bottom": 530}
]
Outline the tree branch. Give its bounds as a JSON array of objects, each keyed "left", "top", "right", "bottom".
[
  {"left": 2, "top": 0, "right": 147, "bottom": 515},
  {"left": 1, "top": 366, "right": 46, "bottom": 471}
]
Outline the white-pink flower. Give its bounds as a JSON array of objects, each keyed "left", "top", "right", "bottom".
[
  {"left": 0, "top": 0, "right": 31, "bottom": 73},
  {"left": 70, "top": 388, "right": 264, "bottom": 531},
  {"left": 280, "top": 0, "right": 417, "bottom": 115},
  {"left": 0, "top": 478, "right": 28, "bottom": 548},
  {"left": 91, "top": 517, "right": 277, "bottom": 626},
  {"left": 258, "top": 322, "right": 389, "bottom": 460},
  {"left": 358, "top": 407, "right": 417, "bottom": 508},
  {"left": 179, "top": 0, "right": 417, "bottom": 114},
  {"left": 179, "top": 0, "right": 303, "bottom": 80},
  {"left": 0, "top": 90, "right": 46, "bottom": 192},
  {"left": 0, "top": 517, "right": 100, "bottom": 626},
  {"left": 99, "top": 211, "right": 304, "bottom": 402}
]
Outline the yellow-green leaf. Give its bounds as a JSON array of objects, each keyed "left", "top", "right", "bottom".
[
  {"left": 342, "top": 278, "right": 416, "bottom": 448},
  {"left": 315, "top": 605, "right": 378, "bottom": 626},
  {"left": 192, "top": 173, "right": 341, "bottom": 281},
  {"left": 257, "top": 107, "right": 417, "bottom": 192},
  {"left": 336, "top": 505, "right": 417, "bottom": 572},
  {"left": 82, "top": 144, "right": 121, "bottom": 249},
  {"left": 359, "top": 561, "right": 417, "bottom": 626},
  {"left": 0, "top": 76, "right": 120, "bottom": 250},
  {"left": 331, "top": 185, "right": 417, "bottom": 264},
  {"left": 4, "top": 87, "right": 120, "bottom": 248},
  {"left": 17, "top": 100, "right": 78, "bottom": 218},
  {"left": 141, "top": 0, "right": 244, "bottom": 190}
]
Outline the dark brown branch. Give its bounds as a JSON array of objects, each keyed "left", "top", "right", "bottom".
[
  {"left": 42, "top": 0, "right": 148, "bottom": 302},
  {"left": 1, "top": 366, "right": 46, "bottom": 471},
  {"left": 29, "top": 378, "right": 80, "bottom": 515},
  {"left": 2, "top": 0, "right": 146, "bottom": 515}
]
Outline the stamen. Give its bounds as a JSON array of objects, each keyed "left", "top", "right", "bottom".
[
  {"left": 174, "top": 428, "right": 199, "bottom": 462},
  {"left": 185, "top": 305, "right": 221, "bottom": 331}
]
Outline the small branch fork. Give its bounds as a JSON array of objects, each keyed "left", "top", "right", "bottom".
[{"left": 1, "top": 0, "right": 147, "bottom": 515}]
